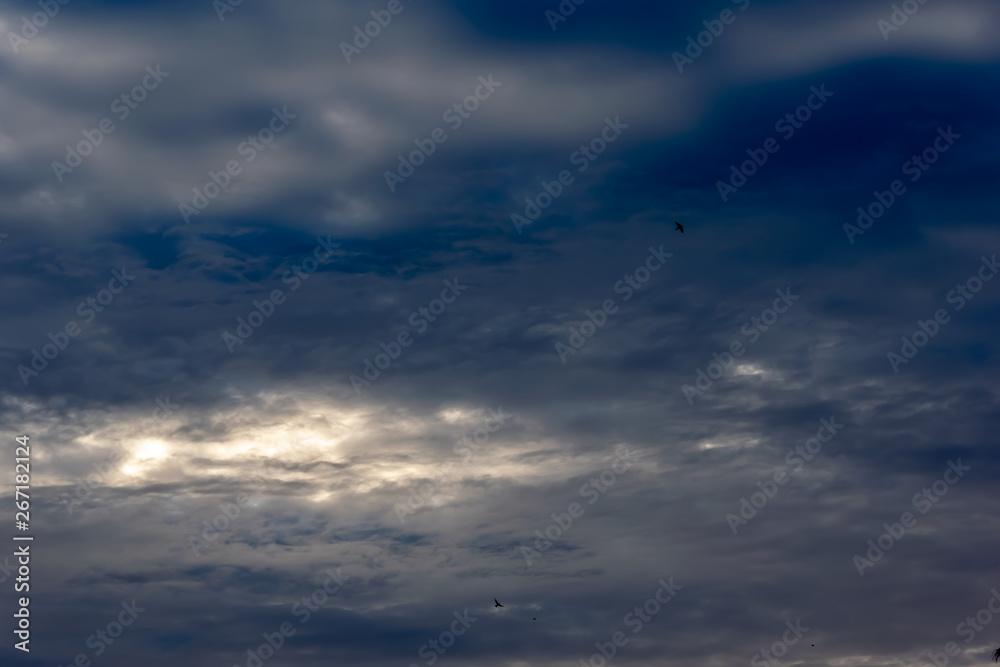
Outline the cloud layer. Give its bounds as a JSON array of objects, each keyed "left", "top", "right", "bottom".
[{"left": 1, "top": 1, "right": 999, "bottom": 666}]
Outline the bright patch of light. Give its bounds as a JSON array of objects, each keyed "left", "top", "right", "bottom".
[
  {"left": 438, "top": 408, "right": 475, "bottom": 424},
  {"left": 309, "top": 491, "right": 332, "bottom": 503},
  {"left": 120, "top": 440, "right": 171, "bottom": 477},
  {"left": 699, "top": 437, "right": 760, "bottom": 450},
  {"left": 134, "top": 440, "right": 168, "bottom": 460}
]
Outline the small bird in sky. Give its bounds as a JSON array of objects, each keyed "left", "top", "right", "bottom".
[
  {"left": 494, "top": 599, "right": 503, "bottom": 608},
  {"left": 675, "top": 221, "right": 684, "bottom": 233}
]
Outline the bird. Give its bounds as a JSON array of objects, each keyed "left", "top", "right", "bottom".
[
  {"left": 992, "top": 647, "right": 999, "bottom": 662},
  {"left": 533, "top": 618, "right": 536, "bottom": 621},
  {"left": 675, "top": 221, "right": 684, "bottom": 233},
  {"left": 494, "top": 599, "right": 503, "bottom": 608}
]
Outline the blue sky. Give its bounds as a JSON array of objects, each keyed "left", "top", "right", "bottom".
[{"left": 1, "top": 1, "right": 1000, "bottom": 666}]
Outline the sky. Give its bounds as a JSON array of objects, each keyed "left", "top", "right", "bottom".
[{"left": 1, "top": 0, "right": 1000, "bottom": 666}]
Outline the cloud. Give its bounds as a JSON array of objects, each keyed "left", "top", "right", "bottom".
[{"left": 2, "top": 0, "right": 999, "bottom": 665}]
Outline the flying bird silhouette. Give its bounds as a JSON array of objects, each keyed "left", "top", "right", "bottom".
[
  {"left": 992, "top": 647, "right": 999, "bottom": 662},
  {"left": 675, "top": 221, "right": 684, "bottom": 233},
  {"left": 494, "top": 599, "right": 503, "bottom": 608}
]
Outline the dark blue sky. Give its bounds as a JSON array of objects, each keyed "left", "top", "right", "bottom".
[{"left": 2, "top": 1, "right": 1000, "bottom": 666}]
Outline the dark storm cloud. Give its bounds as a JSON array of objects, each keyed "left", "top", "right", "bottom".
[{"left": 1, "top": 0, "right": 999, "bottom": 666}]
